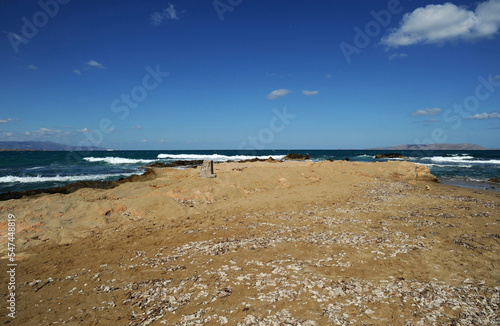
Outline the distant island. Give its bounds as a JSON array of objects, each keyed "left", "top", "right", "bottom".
[
  {"left": 0, "top": 141, "right": 107, "bottom": 151},
  {"left": 372, "top": 143, "right": 488, "bottom": 150}
]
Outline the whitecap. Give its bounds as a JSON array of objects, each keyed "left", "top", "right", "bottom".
[
  {"left": 156, "top": 153, "right": 286, "bottom": 161},
  {"left": 83, "top": 157, "right": 156, "bottom": 164}
]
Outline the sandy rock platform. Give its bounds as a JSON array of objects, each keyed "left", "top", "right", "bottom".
[{"left": 0, "top": 160, "right": 499, "bottom": 325}]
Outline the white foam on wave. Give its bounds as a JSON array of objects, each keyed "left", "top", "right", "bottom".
[
  {"left": 156, "top": 153, "right": 286, "bottom": 161},
  {"left": 420, "top": 163, "right": 473, "bottom": 168},
  {"left": 26, "top": 166, "right": 45, "bottom": 170},
  {"left": 428, "top": 156, "right": 500, "bottom": 164},
  {"left": 84, "top": 157, "right": 156, "bottom": 164},
  {"left": 0, "top": 173, "right": 137, "bottom": 184}
]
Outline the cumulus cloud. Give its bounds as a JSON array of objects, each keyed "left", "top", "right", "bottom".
[
  {"left": 266, "top": 89, "right": 292, "bottom": 100},
  {"left": 151, "top": 3, "right": 179, "bottom": 26},
  {"left": 76, "top": 127, "right": 90, "bottom": 133},
  {"left": 382, "top": 0, "right": 500, "bottom": 47},
  {"left": 73, "top": 69, "right": 82, "bottom": 75},
  {"left": 466, "top": 112, "right": 500, "bottom": 119},
  {"left": 86, "top": 60, "right": 105, "bottom": 69},
  {"left": 302, "top": 90, "right": 319, "bottom": 96},
  {"left": 410, "top": 108, "right": 442, "bottom": 116},
  {"left": 131, "top": 125, "right": 143, "bottom": 130},
  {"left": 27, "top": 65, "right": 37, "bottom": 70}
]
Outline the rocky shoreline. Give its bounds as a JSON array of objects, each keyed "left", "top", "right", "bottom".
[{"left": 0, "top": 160, "right": 498, "bottom": 325}]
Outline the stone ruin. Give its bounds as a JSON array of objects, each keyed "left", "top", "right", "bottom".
[{"left": 198, "top": 160, "right": 217, "bottom": 178}]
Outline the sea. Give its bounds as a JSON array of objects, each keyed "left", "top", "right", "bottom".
[{"left": 0, "top": 150, "right": 499, "bottom": 195}]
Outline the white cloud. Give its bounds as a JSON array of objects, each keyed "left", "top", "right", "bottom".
[
  {"left": 151, "top": 3, "right": 180, "bottom": 26},
  {"left": 388, "top": 52, "right": 408, "bottom": 60},
  {"left": 0, "top": 127, "right": 73, "bottom": 141},
  {"left": 31, "top": 127, "right": 71, "bottom": 139},
  {"left": 73, "top": 69, "right": 82, "bottom": 75},
  {"left": 140, "top": 139, "right": 148, "bottom": 143},
  {"left": 382, "top": 0, "right": 500, "bottom": 47},
  {"left": 76, "top": 127, "right": 90, "bottom": 133},
  {"left": 466, "top": 112, "right": 500, "bottom": 119},
  {"left": 27, "top": 65, "right": 37, "bottom": 70},
  {"left": 131, "top": 125, "right": 142, "bottom": 130},
  {"left": 86, "top": 60, "right": 105, "bottom": 69},
  {"left": 410, "top": 108, "right": 442, "bottom": 116},
  {"left": 492, "top": 75, "right": 500, "bottom": 81},
  {"left": 266, "top": 89, "right": 292, "bottom": 100},
  {"left": 0, "top": 118, "right": 17, "bottom": 124},
  {"left": 302, "top": 90, "right": 319, "bottom": 96},
  {"left": 325, "top": 74, "right": 332, "bottom": 79}
]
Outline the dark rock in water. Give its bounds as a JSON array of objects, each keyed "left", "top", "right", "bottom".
[
  {"left": 284, "top": 153, "right": 310, "bottom": 160},
  {"left": 375, "top": 153, "right": 408, "bottom": 159},
  {"left": 141, "top": 160, "right": 204, "bottom": 169},
  {"left": 489, "top": 178, "right": 500, "bottom": 183},
  {"left": 0, "top": 169, "right": 158, "bottom": 202},
  {"left": 345, "top": 157, "right": 350, "bottom": 161},
  {"left": 238, "top": 157, "right": 281, "bottom": 163}
]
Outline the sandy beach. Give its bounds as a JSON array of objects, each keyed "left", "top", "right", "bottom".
[{"left": 1, "top": 160, "right": 499, "bottom": 325}]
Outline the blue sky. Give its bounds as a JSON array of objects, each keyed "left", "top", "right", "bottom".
[{"left": 1, "top": 0, "right": 499, "bottom": 150}]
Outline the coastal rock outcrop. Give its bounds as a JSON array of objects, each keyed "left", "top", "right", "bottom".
[
  {"left": 375, "top": 153, "right": 408, "bottom": 159},
  {"left": 284, "top": 153, "right": 310, "bottom": 160},
  {"left": 141, "top": 160, "right": 204, "bottom": 169}
]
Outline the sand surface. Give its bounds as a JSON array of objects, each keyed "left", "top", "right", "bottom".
[{"left": 1, "top": 160, "right": 499, "bottom": 325}]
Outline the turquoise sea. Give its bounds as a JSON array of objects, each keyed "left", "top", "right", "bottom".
[{"left": 1, "top": 150, "right": 499, "bottom": 195}]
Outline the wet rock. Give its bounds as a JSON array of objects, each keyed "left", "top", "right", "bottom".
[
  {"left": 375, "top": 153, "right": 408, "bottom": 159},
  {"left": 284, "top": 153, "right": 310, "bottom": 160},
  {"left": 141, "top": 160, "right": 204, "bottom": 169}
]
